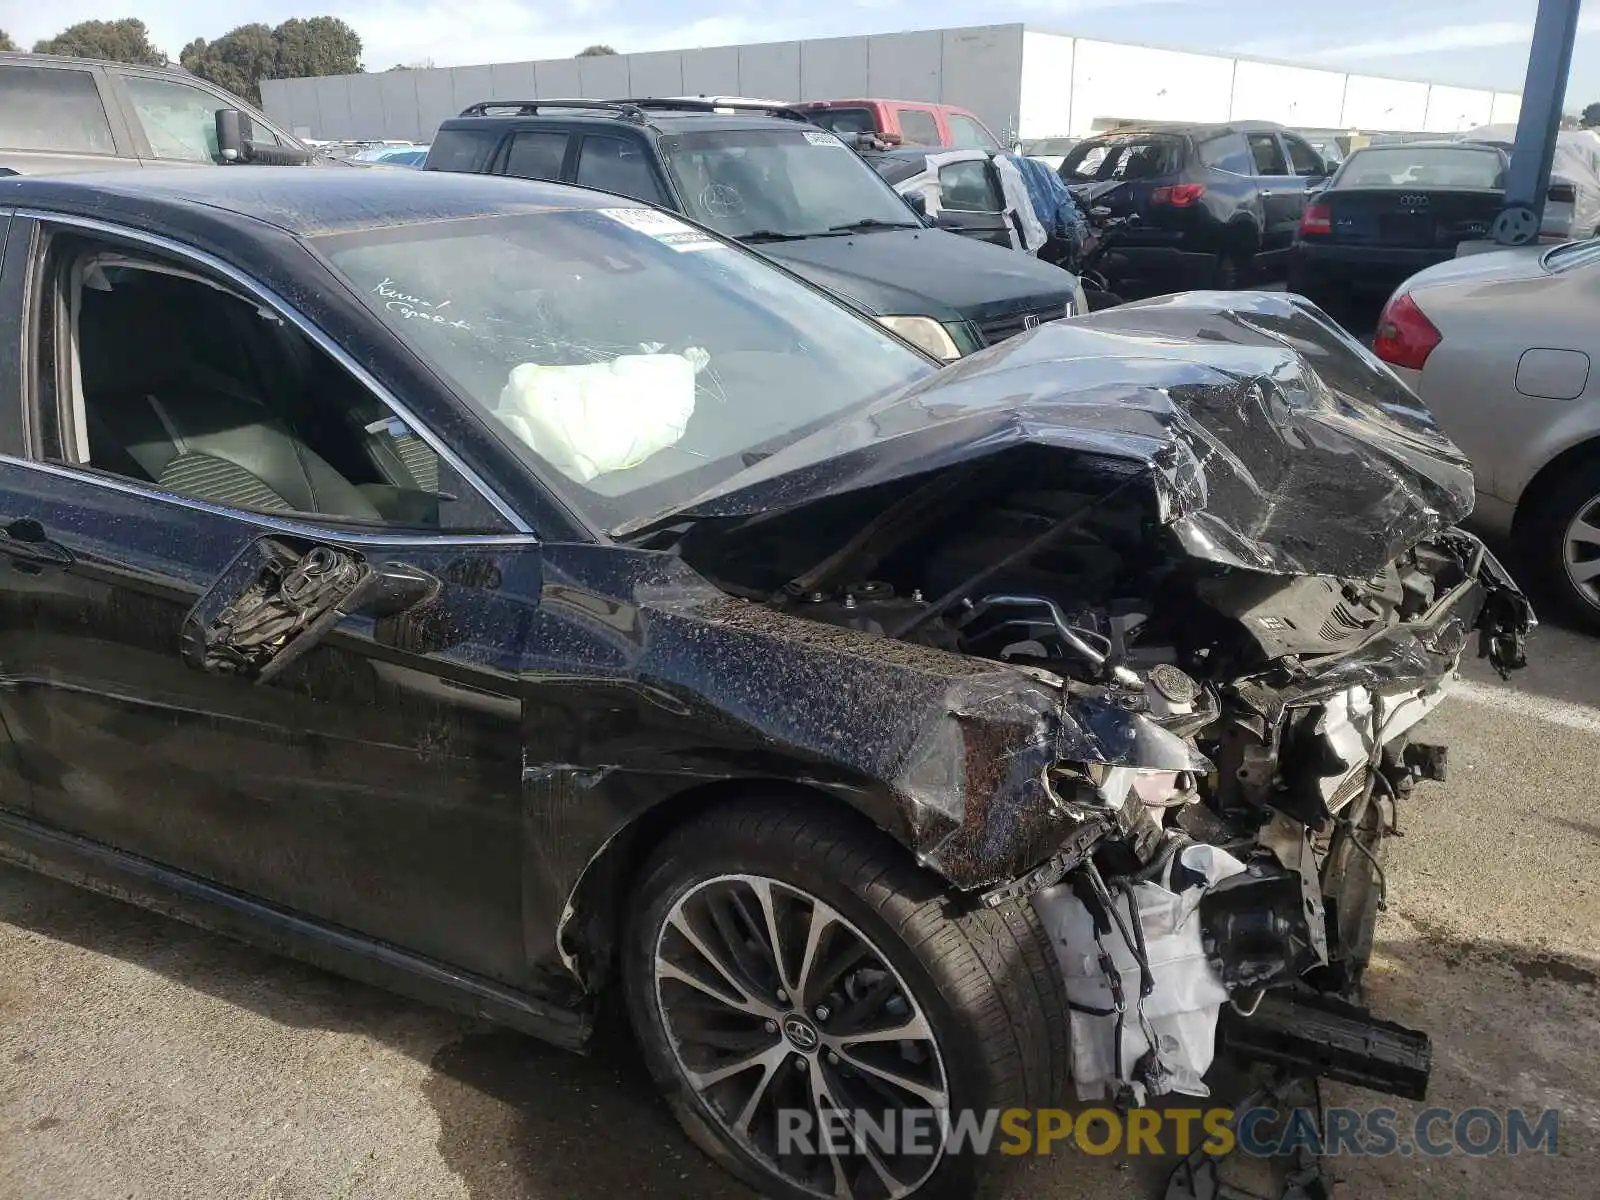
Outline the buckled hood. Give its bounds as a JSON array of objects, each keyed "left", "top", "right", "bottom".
[{"left": 618, "top": 291, "right": 1475, "bottom": 579}]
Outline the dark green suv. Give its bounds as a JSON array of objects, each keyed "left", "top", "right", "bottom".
[{"left": 424, "top": 97, "right": 1085, "bottom": 359}]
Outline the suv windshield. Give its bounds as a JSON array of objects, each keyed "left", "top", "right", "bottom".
[
  {"left": 314, "top": 207, "right": 931, "bottom": 531},
  {"left": 1335, "top": 146, "right": 1504, "bottom": 190},
  {"left": 657, "top": 127, "right": 922, "bottom": 239}
]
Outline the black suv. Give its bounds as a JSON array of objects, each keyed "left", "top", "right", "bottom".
[
  {"left": 424, "top": 97, "right": 1084, "bottom": 358},
  {"left": 1059, "top": 121, "right": 1331, "bottom": 290}
]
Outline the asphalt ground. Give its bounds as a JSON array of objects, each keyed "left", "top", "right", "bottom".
[{"left": 2, "top": 298, "right": 1594, "bottom": 1200}]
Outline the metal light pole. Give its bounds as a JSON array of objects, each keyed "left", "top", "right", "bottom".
[{"left": 1495, "top": 0, "right": 1585, "bottom": 244}]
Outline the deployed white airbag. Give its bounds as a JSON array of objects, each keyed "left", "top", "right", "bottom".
[{"left": 494, "top": 352, "right": 699, "bottom": 483}]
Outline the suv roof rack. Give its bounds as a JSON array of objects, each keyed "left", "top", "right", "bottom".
[
  {"left": 617, "top": 96, "right": 808, "bottom": 120},
  {"left": 457, "top": 97, "right": 809, "bottom": 122},
  {"left": 458, "top": 99, "right": 651, "bottom": 120}
]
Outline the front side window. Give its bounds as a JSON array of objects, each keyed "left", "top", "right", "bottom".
[
  {"left": 576, "top": 135, "right": 665, "bottom": 204},
  {"left": 939, "top": 160, "right": 1002, "bottom": 213},
  {"left": 897, "top": 109, "right": 939, "bottom": 147},
  {"left": 123, "top": 76, "right": 229, "bottom": 162},
  {"left": 1284, "top": 136, "right": 1325, "bottom": 177},
  {"left": 658, "top": 127, "right": 922, "bottom": 239},
  {"left": 314, "top": 207, "right": 933, "bottom": 531},
  {"left": 502, "top": 131, "right": 568, "bottom": 181},
  {"left": 947, "top": 114, "right": 1000, "bottom": 152},
  {"left": 0, "top": 65, "right": 116, "bottom": 155},
  {"left": 51, "top": 248, "right": 503, "bottom": 532}
]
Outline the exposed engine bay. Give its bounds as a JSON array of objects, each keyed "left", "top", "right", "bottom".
[{"left": 672, "top": 442, "right": 1532, "bottom": 1111}]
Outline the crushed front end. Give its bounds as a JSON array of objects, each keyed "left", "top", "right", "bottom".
[{"left": 638, "top": 290, "right": 1534, "bottom": 1115}]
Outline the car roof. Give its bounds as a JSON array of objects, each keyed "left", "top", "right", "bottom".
[
  {"left": 0, "top": 50, "right": 192, "bottom": 77},
  {"left": 0, "top": 167, "right": 637, "bottom": 238},
  {"left": 795, "top": 99, "right": 966, "bottom": 109},
  {"left": 1081, "top": 120, "right": 1287, "bottom": 140},
  {"left": 440, "top": 97, "right": 811, "bottom": 135}
]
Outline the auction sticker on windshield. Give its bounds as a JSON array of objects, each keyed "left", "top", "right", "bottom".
[
  {"left": 598, "top": 207, "right": 721, "bottom": 251},
  {"left": 802, "top": 130, "right": 845, "bottom": 148}
]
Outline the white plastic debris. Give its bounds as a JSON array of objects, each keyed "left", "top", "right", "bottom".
[
  {"left": 1032, "top": 842, "right": 1247, "bottom": 1102},
  {"left": 493, "top": 352, "right": 700, "bottom": 483}
]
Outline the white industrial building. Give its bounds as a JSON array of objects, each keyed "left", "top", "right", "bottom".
[{"left": 260, "top": 23, "right": 1523, "bottom": 146}]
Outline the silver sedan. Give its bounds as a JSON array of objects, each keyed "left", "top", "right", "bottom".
[{"left": 1374, "top": 240, "right": 1600, "bottom": 629}]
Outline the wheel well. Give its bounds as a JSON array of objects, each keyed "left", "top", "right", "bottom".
[
  {"left": 1224, "top": 218, "right": 1259, "bottom": 256},
  {"left": 1510, "top": 437, "right": 1600, "bottom": 537},
  {"left": 557, "top": 778, "right": 888, "bottom": 996}
]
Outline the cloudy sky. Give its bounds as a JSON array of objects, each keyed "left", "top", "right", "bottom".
[{"left": 12, "top": 0, "right": 1600, "bottom": 104}]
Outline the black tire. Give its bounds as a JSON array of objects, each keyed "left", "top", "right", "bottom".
[
  {"left": 1521, "top": 451, "right": 1600, "bottom": 631},
  {"left": 622, "top": 798, "right": 1071, "bottom": 1200}
]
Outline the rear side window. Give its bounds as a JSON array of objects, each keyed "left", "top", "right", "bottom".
[
  {"left": 939, "top": 160, "right": 1003, "bottom": 212},
  {"left": 1062, "top": 136, "right": 1184, "bottom": 182},
  {"left": 897, "top": 109, "right": 939, "bottom": 147},
  {"left": 1197, "top": 133, "right": 1253, "bottom": 174},
  {"left": 806, "top": 108, "right": 876, "bottom": 137},
  {"left": 947, "top": 114, "right": 1000, "bottom": 152},
  {"left": 1284, "top": 135, "right": 1325, "bottom": 177},
  {"left": 1247, "top": 133, "right": 1288, "bottom": 175},
  {"left": 425, "top": 128, "right": 501, "bottom": 173},
  {"left": 0, "top": 65, "right": 116, "bottom": 155},
  {"left": 576, "top": 135, "right": 665, "bottom": 204},
  {"left": 502, "top": 131, "right": 569, "bottom": 181}
]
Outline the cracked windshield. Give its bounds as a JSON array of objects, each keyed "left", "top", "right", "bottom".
[{"left": 316, "top": 207, "right": 930, "bottom": 527}]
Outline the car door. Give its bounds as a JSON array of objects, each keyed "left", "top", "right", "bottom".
[
  {"left": 1282, "top": 132, "right": 1330, "bottom": 220},
  {"left": 0, "top": 214, "right": 537, "bottom": 989},
  {"left": 0, "top": 60, "right": 142, "bottom": 176},
  {"left": 0, "top": 206, "right": 30, "bottom": 820},
  {"left": 929, "top": 157, "right": 1016, "bottom": 248},
  {"left": 1246, "top": 131, "right": 1302, "bottom": 256}
]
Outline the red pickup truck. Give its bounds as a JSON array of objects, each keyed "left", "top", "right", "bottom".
[{"left": 794, "top": 99, "right": 1004, "bottom": 151}]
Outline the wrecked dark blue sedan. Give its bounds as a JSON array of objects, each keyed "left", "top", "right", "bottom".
[{"left": 0, "top": 168, "right": 1529, "bottom": 1200}]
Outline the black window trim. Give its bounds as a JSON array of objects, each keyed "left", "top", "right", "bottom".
[
  {"left": 13, "top": 208, "right": 534, "bottom": 540},
  {"left": 0, "top": 59, "right": 134, "bottom": 159}
]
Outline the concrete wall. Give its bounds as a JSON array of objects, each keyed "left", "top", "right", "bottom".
[{"left": 260, "top": 23, "right": 1519, "bottom": 145}]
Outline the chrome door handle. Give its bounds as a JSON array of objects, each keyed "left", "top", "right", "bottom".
[{"left": 1260, "top": 189, "right": 1274, "bottom": 197}]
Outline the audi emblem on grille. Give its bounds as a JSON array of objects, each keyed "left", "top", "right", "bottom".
[
  {"left": 1022, "top": 313, "right": 1041, "bottom": 331},
  {"left": 1398, "top": 194, "right": 1429, "bottom": 207}
]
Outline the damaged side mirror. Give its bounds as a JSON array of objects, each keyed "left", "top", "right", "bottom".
[{"left": 181, "top": 537, "right": 441, "bottom": 684}]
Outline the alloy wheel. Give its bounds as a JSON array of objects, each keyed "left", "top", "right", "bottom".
[
  {"left": 1561, "top": 491, "right": 1600, "bottom": 611},
  {"left": 653, "top": 873, "right": 950, "bottom": 1199}
]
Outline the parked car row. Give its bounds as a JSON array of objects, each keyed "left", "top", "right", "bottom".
[{"left": 422, "top": 97, "right": 1086, "bottom": 358}]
